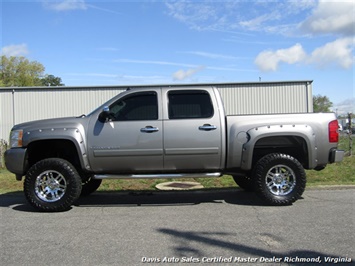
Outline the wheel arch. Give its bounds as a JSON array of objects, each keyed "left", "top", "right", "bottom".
[
  {"left": 241, "top": 124, "right": 316, "bottom": 171},
  {"left": 252, "top": 135, "right": 309, "bottom": 168},
  {"left": 26, "top": 138, "right": 86, "bottom": 173}
]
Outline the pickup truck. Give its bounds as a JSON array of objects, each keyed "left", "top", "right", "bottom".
[{"left": 5, "top": 86, "right": 344, "bottom": 211}]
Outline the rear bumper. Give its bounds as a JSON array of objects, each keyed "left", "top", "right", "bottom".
[
  {"left": 329, "top": 148, "right": 345, "bottom": 163},
  {"left": 4, "top": 148, "right": 27, "bottom": 179}
]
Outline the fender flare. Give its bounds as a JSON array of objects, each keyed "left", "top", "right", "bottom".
[
  {"left": 23, "top": 127, "right": 90, "bottom": 171},
  {"left": 240, "top": 124, "right": 316, "bottom": 170}
]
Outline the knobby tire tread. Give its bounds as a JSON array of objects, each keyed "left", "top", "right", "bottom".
[
  {"left": 253, "top": 153, "right": 306, "bottom": 206},
  {"left": 24, "top": 158, "right": 82, "bottom": 212}
]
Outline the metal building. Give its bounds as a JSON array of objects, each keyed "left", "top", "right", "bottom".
[{"left": 0, "top": 80, "right": 313, "bottom": 140}]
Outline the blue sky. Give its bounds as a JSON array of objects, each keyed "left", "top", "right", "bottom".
[{"left": 1, "top": 0, "right": 354, "bottom": 114}]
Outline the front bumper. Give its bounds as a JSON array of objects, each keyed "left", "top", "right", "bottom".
[
  {"left": 329, "top": 148, "right": 345, "bottom": 163},
  {"left": 4, "top": 148, "right": 27, "bottom": 179}
]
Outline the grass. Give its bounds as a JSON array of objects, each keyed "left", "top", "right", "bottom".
[{"left": 1, "top": 136, "right": 353, "bottom": 194}]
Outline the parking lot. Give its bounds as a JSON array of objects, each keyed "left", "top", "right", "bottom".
[{"left": 0, "top": 188, "right": 354, "bottom": 265}]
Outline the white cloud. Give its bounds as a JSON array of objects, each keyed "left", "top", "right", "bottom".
[
  {"left": 65, "top": 72, "right": 170, "bottom": 85},
  {"left": 114, "top": 59, "right": 197, "bottom": 68},
  {"left": 239, "top": 12, "right": 281, "bottom": 31},
  {"left": 181, "top": 51, "right": 240, "bottom": 60},
  {"left": 165, "top": 0, "right": 316, "bottom": 35},
  {"left": 67, "top": 73, "right": 118, "bottom": 78},
  {"left": 86, "top": 4, "right": 121, "bottom": 15},
  {"left": 165, "top": 0, "right": 352, "bottom": 39},
  {"left": 43, "top": 0, "right": 87, "bottom": 11},
  {"left": 165, "top": 1, "right": 222, "bottom": 31},
  {"left": 299, "top": 0, "right": 355, "bottom": 36},
  {"left": 255, "top": 37, "right": 355, "bottom": 71},
  {"left": 1, "top": 44, "right": 29, "bottom": 57},
  {"left": 254, "top": 44, "right": 306, "bottom": 72},
  {"left": 43, "top": 0, "right": 121, "bottom": 14},
  {"left": 172, "top": 66, "right": 205, "bottom": 81},
  {"left": 115, "top": 57, "right": 253, "bottom": 75},
  {"left": 309, "top": 37, "right": 355, "bottom": 69},
  {"left": 255, "top": 0, "right": 355, "bottom": 71}
]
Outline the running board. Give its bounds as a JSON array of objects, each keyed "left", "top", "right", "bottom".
[{"left": 93, "top": 172, "right": 222, "bottom": 179}]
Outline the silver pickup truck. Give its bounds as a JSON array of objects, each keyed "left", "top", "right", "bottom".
[{"left": 5, "top": 86, "right": 344, "bottom": 211}]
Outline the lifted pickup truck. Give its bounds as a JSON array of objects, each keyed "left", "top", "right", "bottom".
[{"left": 5, "top": 86, "right": 344, "bottom": 211}]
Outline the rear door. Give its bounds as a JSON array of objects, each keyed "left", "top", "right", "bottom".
[{"left": 162, "top": 88, "right": 223, "bottom": 171}]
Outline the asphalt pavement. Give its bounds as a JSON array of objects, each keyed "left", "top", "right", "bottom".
[{"left": 0, "top": 187, "right": 354, "bottom": 265}]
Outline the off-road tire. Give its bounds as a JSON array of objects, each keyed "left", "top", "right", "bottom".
[
  {"left": 81, "top": 178, "right": 102, "bottom": 196},
  {"left": 232, "top": 175, "right": 254, "bottom": 191},
  {"left": 24, "top": 158, "right": 82, "bottom": 212},
  {"left": 253, "top": 153, "right": 306, "bottom": 206}
]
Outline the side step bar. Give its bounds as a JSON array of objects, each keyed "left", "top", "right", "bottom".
[{"left": 93, "top": 172, "right": 222, "bottom": 179}]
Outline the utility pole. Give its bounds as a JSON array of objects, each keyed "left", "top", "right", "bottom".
[{"left": 348, "top": 113, "right": 352, "bottom": 156}]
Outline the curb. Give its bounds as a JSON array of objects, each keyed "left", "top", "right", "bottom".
[{"left": 306, "top": 185, "right": 355, "bottom": 190}]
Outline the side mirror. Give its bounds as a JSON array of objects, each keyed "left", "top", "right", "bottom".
[{"left": 98, "top": 106, "right": 111, "bottom": 123}]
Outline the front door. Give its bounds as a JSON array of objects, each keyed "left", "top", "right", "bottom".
[{"left": 87, "top": 90, "right": 163, "bottom": 173}]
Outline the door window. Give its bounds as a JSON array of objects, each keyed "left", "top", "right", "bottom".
[
  {"left": 109, "top": 92, "right": 158, "bottom": 121},
  {"left": 168, "top": 90, "right": 214, "bottom": 119}
]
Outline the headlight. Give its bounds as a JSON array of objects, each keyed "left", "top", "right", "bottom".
[{"left": 9, "top": 129, "right": 23, "bottom": 148}]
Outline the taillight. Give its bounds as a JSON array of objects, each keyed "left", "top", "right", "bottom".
[{"left": 328, "top": 120, "right": 339, "bottom": 143}]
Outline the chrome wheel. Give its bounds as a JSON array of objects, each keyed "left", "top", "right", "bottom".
[
  {"left": 35, "top": 170, "right": 67, "bottom": 202},
  {"left": 25, "top": 158, "right": 82, "bottom": 211},
  {"left": 253, "top": 153, "right": 306, "bottom": 205},
  {"left": 265, "top": 164, "right": 296, "bottom": 196}
]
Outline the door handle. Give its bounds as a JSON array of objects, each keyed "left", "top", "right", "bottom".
[
  {"left": 199, "top": 124, "right": 217, "bottom": 131},
  {"left": 140, "top": 126, "right": 159, "bottom": 133}
]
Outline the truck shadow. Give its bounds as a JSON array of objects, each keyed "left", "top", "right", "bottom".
[
  {"left": 76, "top": 188, "right": 268, "bottom": 208},
  {"left": 0, "top": 188, "right": 280, "bottom": 212}
]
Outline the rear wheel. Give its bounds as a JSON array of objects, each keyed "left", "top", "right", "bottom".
[
  {"left": 253, "top": 153, "right": 306, "bottom": 205},
  {"left": 24, "top": 158, "right": 82, "bottom": 212}
]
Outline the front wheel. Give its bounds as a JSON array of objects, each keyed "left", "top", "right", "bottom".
[
  {"left": 253, "top": 153, "right": 306, "bottom": 206},
  {"left": 24, "top": 158, "right": 82, "bottom": 212}
]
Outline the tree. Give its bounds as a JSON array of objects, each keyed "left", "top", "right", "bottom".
[
  {"left": 0, "top": 56, "right": 45, "bottom": 86},
  {"left": 41, "top": 74, "right": 64, "bottom": 86},
  {"left": 0, "top": 55, "right": 64, "bottom": 87},
  {"left": 313, "top": 94, "right": 333, "bottom": 113}
]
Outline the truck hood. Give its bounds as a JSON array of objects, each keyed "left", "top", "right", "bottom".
[
  {"left": 12, "top": 116, "right": 88, "bottom": 132},
  {"left": 12, "top": 116, "right": 93, "bottom": 148}
]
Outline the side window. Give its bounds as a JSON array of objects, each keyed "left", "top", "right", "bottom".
[
  {"left": 168, "top": 90, "right": 214, "bottom": 119},
  {"left": 109, "top": 92, "right": 158, "bottom": 121}
]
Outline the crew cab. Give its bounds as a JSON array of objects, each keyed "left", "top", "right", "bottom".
[{"left": 5, "top": 86, "right": 344, "bottom": 211}]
